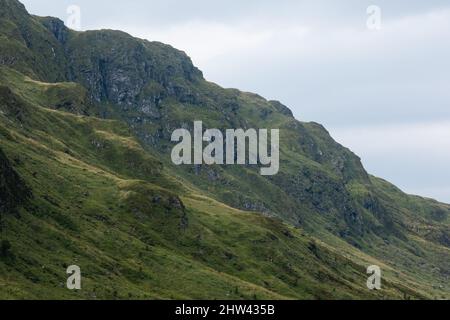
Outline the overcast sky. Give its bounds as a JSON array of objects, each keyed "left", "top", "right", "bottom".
[{"left": 21, "top": 0, "right": 450, "bottom": 203}]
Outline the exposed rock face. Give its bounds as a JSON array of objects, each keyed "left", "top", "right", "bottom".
[
  {"left": 34, "top": 21, "right": 204, "bottom": 115},
  {"left": 0, "top": 0, "right": 27, "bottom": 18},
  {"left": 39, "top": 17, "right": 69, "bottom": 45},
  {"left": 0, "top": 148, "right": 31, "bottom": 214},
  {"left": 66, "top": 33, "right": 203, "bottom": 112},
  {"left": 0, "top": 0, "right": 69, "bottom": 81},
  {"left": 269, "top": 100, "right": 294, "bottom": 118}
]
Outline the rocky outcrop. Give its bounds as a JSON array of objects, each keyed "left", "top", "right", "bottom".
[
  {"left": 39, "top": 17, "right": 69, "bottom": 45},
  {"left": 64, "top": 31, "right": 203, "bottom": 112},
  {"left": 269, "top": 100, "right": 294, "bottom": 118}
]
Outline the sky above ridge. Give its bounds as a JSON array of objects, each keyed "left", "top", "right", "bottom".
[{"left": 20, "top": 0, "right": 450, "bottom": 202}]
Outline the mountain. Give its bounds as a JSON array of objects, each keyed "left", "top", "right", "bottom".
[{"left": 0, "top": 0, "right": 448, "bottom": 299}]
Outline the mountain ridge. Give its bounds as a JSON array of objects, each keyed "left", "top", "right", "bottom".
[{"left": 0, "top": 0, "right": 449, "bottom": 299}]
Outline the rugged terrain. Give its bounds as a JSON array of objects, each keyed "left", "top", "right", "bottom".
[{"left": 0, "top": 0, "right": 449, "bottom": 299}]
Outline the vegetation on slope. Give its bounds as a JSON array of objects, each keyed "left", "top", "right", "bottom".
[
  {"left": 1, "top": 72, "right": 421, "bottom": 299},
  {"left": 0, "top": 0, "right": 448, "bottom": 299}
]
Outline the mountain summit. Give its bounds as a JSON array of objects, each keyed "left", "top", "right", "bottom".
[{"left": 0, "top": 0, "right": 448, "bottom": 299}]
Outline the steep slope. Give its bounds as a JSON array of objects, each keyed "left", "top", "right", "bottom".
[
  {"left": 0, "top": 0, "right": 449, "bottom": 299},
  {"left": 0, "top": 69, "right": 423, "bottom": 299},
  {"left": 0, "top": 0, "right": 68, "bottom": 81}
]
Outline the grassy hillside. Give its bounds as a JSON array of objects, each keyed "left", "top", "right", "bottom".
[
  {"left": 0, "top": 0, "right": 449, "bottom": 299},
  {"left": 0, "top": 69, "right": 422, "bottom": 299}
]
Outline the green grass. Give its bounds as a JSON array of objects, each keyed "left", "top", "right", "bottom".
[{"left": 0, "top": 71, "right": 435, "bottom": 299}]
